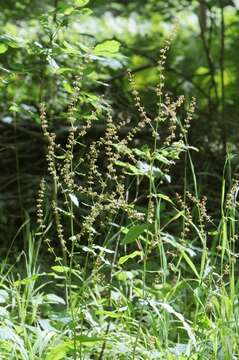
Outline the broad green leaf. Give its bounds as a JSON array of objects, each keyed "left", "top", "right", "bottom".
[
  {"left": 93, "top": 40, "right": 120, "bottom": 57},
  {"left": 154, "top": 152, "right": 174, "bottom": 165},
  {"left": 45, "top": 293, "right": 66, "bottom": 305},
  {"left": 76, "top": 8, "right": 92, "bottom": 16},
  {"left": 63, "top": 6, "right": 74, "bottom": 15},
  {"left": 9, "top": 104, "right": 20, "bottom": 113},
  {"left": 116, "top": 270, "right": 134, "bottom": 281},
  {"left": 74, "top": 0, "right": 89, "bottom": 7},
  {"left": 121, "top": 224, "right": 146, "bottom": 245},
  {"left": 0, "top": 44, "right": 8, "bottom": 54},
  {"left": 45, "top": 341, "right": 72, "bottom": 360},
  {"left": 63, "top": 82, "right": 74, "bottom": 93},
  {"left": 195, "top": 66, "right": 208, "bottom": 75},
  {"left": 118, "top": 250, "right": 142, "bottom": 265},
  {"left": 76, "top": 335, "right": 104, "bottom": 342},
  {"left": 0, "top": 34, "right": 20, "bottom": 48}
]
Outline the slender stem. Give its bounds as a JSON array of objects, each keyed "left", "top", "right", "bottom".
[
  {"left": 53, "top": 0, "right": 58, "bottom": 24},
  {"left": 219, "top": 0, "right": 226, "bottom": 152}
]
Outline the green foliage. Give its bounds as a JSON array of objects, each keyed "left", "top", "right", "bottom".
[{"left": 0, "top": 0, "right": 239, "bottom": 359}]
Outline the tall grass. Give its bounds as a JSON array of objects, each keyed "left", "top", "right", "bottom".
[{"left": 0, "top": 39, "right": 238, "bottom": 360}]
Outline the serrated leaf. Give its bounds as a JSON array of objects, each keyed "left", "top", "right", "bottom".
[
  {"left": 121, "top": 224, "right": 146, "bottom": 245},
  {"left": 93, "top": 40, "right": 120, "bottom": 57}
]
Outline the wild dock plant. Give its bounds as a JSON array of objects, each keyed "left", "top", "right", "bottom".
[
  {"left": 35, "top": 26, "right": 203, "bottom": 358},
  {"left": 1, "top": 33, "right": 239, "bottom": 360}
]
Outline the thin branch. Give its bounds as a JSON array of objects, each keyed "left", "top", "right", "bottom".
[{"left": 197, "top": 0, "right": 219, "bottom": 103}]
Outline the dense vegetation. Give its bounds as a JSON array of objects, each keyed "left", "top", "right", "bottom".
[{"left": 0, "top": 0, "right": 239, "bottom": 359}]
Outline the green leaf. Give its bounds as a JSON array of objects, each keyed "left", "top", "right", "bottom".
[
  {"left": 118, "top": 251, "right": 142, "bottom": 265},
  {"left": 63, "top": 6, "right": 75, "bottom": 15},
  {"left": 154, "top": 152, "right": 174, "bottom": 165},
  {"left": 47, "top": 56, "right": 59, "bottom": 72},
  {"left": 153, "top": 193, "right": 174, "bottom": 204},
  {"left": 95, "top": 310, "right": 122, "bottom": 318},
  {"left": 76, "top": 335, "right": 104, "bottom": 343},
  {"left": 195, "top": 66, "right": 209, "bottom": 75},
  {"left": 46, "top": 341, "right": 72, "bottom": 360},
  {"left": 45, "top": 293, "right": 66, "bottom": 305},
  {"left": 159, "top": 302, "right": 197, "bottom": 346},
  {"left": 93, "top": 40, "right": 120, "bottom": 57},
  {"left": 181, "top": 250, "right": 200, "bottom": 279},
  {"left": 74, "top": 0, "right": 89, "bottom": 7},
  {"left": 9, "top": 104, "right": 20, "bottom": 113},
  {"left": 0, "top": 44, "right": 8, "bottom": 54},
  {"left": 161, "top": 210, "right": 184, "bottom": 230},
  {"left": 115, "top": 160, "right": 139, "bottom": 174},
  {"left": 52, "top": 266, "right": 70, "bottom": 273},
  {"left": 121, "top": 224, "right": 146, "bottom": 245},
  {"left": 77, "top": 8, "right": 92, "bottom": 16},
  {"left": 63, "top": 81, "right": 74, "bottom": 93},
  {"left": 69, "top": 193, "right": 79, "bottom": 207},
  {"left": 13, "top": 275, "right": 38, "bottom": 287}
]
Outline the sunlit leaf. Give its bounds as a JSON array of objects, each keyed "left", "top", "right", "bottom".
[
  {"left": 118, "top": 251, "right": 142, "bottom": 265},
  {"left": 0, "top": 44, "right": 8, "bottom": 54},
  {"left": 69, "top": 193, "right": 79, "bottom": 207},
  {"left": 45, "top": 293, "right": 66, "bottom": 305},
  {"left": 52, "top": 266, "right": 70, "bottom": 273},
  {"left": 74, "top": 0, "right": 89, "bottom": 7},
  {"left": 93, "top": 40, "right": 120, "bottom": 57},
  {"left": 45, "top": 341, "right": 72, "bottom": 360}
]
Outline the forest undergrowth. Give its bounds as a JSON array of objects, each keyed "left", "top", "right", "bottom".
[{"left": 0, "top": 36, "right": 238, "bottom": 360}]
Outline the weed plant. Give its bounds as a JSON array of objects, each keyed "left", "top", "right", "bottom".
[{"left": 0, "top": 37, "right": 239, "bottom": 360}]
